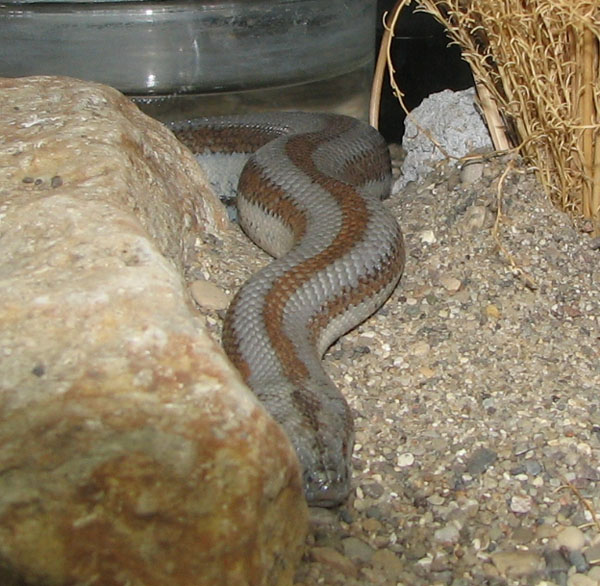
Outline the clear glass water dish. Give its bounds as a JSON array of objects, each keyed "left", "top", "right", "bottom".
[{"left": 0, "top": 0, "right": 377, "bottom": 119}]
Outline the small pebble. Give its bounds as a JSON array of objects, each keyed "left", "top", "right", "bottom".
[
  {"left": 589, "top": 567, "right": 600, "bottom": 580},
  {"left": 466, "top": 447, "right": 498, "bottom": 476},
  {"left": 31, "top": 363, "right": 45, "bottom": 377},
  {"left": 567, "top": 574, "right": 599, "bottom": 586},
  {"left": 584, "top": 544, "right": 600, "bottom": 565},
  {"left": 310, "top": 547, "right": 357, "bottom": 578},
  {"left": 427, "top": 494, "right": 445, "bottom": 506},
  {"left": 433, "top": 524, "right": 460, "bottom": 545},
  {"left": 459, "top": 204, "right": 491, "bottom": 232},
  {"left": 419, "top": 229, "right": 437, "bottom": 243},
  {"left": 491, "top": 550, "right": 544, "bottom": 577},
  {"left": 485, "top": 303, "right": 501, "bottom": 319},
  {"left": 410, "top": 341, "right": 431, "bottom": 356},
  {"left": 361, "top": 482, "right": 385, "bottom": 499},
  {"left": 397, "top": 452, "right": 415, "bottom": 467},
  {"left": 439, "top": 275, "right": 462, "bottom": 293},
  {"left": 338, "top": 508, "right": 354, "bottom": 524},
  {"left": 342, "top": 537, "right": 374, "bottom": 563},
  {"left": 363, "top": 517, "right": 382, "bottom": 532},
  {"left": 371, "top": 549, "right": 404, "bottom": 579},
  {"left": 510, "top": 494, "right": 533, "bottom": 514},
  {"left": 511, "top": 527, "right": 535, "bottom": 544},
  {"left": 557, "top": 526, "right": 586, "bottom": 551},
  {"left": 460, "top": 161, "right": 484, "bottom": 184},
  {"left": 544, "top": 548, "right": 570, "bottom": 573},
  {"left": 189, "top": 280, "right": 230, "bottom": 310},
  {"left": 524, "top": 459, "right": 543, "bottom": 475},
  {"left": 569, "top": 550, "right": 590, "bottom": 573}
]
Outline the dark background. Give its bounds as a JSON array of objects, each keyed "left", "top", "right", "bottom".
[{"left": 375, "top": 0, "right": 474, "bottom": 143}]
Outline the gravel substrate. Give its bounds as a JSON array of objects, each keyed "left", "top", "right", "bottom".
[{"left": 188, "top": 150, "right": 600, "bottom": 586}]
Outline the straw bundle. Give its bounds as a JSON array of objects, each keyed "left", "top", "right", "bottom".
[{"left": 376, "top": 1, "right": 600, "bottom": 229}]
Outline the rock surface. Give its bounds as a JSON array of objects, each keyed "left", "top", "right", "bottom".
[
  {"left": 0, "top": 76, "right": 308, "bottom": 586},
  {"left": 398, "top": 87, "right": 493, "bottom": 188}
]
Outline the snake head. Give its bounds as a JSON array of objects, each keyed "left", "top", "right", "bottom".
[
  {"left": 284, "top": 391, "right": 355, "bottom": 508},
  {"left": 299, "top": 432, "right": 354, "bottom": 507},
  {"left": 251, "top": 376, "right": 355, "bottom": 507}
]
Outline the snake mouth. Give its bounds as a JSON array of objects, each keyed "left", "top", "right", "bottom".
[
  {"left": 297, "top": 409, "right": 355, "bottom": 507},
  {"left": 303, "top": 468, "right": 351, "bottom": 508}
]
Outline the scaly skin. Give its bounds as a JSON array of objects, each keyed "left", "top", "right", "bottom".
[{"left": 171, "top": 113, "right": 405, "bottom": 506}]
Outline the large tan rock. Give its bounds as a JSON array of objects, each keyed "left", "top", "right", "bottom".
[{"left": 0, "top": 76, "right": 308, "bottom": 586}]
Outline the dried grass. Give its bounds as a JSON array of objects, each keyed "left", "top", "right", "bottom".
[{"left": 375, "top": 0, "right": 600, "bottom": 229}]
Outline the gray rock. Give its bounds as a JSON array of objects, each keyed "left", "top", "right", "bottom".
[{"left": 396, "top": 88, "right": 493, "bottom": 190}]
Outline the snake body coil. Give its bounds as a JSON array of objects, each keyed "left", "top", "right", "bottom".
[{"left": 171, "top": 113, "right": 405, "bottom": 506}]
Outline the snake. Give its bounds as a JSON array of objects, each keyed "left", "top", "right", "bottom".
[{"left": 170, "top": 113, "right": 405, "bottom": 507}]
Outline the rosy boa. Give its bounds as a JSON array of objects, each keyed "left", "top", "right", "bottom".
[{"left": 170, "top": 113, "right": 405, "bottom": 507}]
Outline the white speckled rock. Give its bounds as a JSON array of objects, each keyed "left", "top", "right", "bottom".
[
  {"left": 0, "top": 76, "right": 307, "bottom": 586},
  {"left": 396, "top": 88, "right": 493, "bottom": 189}
]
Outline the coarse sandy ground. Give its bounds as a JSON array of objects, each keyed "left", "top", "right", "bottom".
[{"left": 189, "top": 149, "right": 600, "bottom": 586}]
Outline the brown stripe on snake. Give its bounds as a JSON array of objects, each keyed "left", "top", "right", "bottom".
[
  {"left": 170, "top": 113, "right": 405, "bottom": 506},
  {"left": 260, "top": 129, "right": 372, "bottom": 381},
  {"left": 172, "top": 125, "right": 281, "bottom": 155},
  {"left": 339, "top": 148, "right": 391, "bottom": 188},
  {"left": 308, "top": 233, "right": 405, "bottom": 349},
  {"left": 237, "top": 158, "right": 308, "bottom": 242}
]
